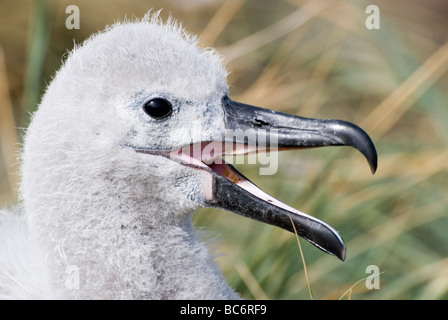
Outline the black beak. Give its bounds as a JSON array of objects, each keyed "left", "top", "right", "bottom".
[
  {"left": 222, "top": 97, "right": 377, "bottom": 174},
  {"left": 203, "top": 97, "right": 377, "bottom": 261}
]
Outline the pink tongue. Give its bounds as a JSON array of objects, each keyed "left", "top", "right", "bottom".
[
  {"left": 209, "top": 160, "right": 313, "bottom": 221},
  {"left": 209, "top": 162, "right": 244, "bottom": 184}
]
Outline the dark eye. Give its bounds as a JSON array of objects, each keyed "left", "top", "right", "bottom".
[{"left": 142, "top": 98, "right": 173, "bottom": 120}]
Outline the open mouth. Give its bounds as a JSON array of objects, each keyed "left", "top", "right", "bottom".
[
  {"left": 137, "top": 140, "right": 341, "bottom": 261},
  {"left": 136, "top": 97, "right": 377, "bottom": 261}
]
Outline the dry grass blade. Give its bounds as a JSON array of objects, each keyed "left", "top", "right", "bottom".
[
  {"left": 235, "top": 260, "right": 270, "bottom": 300},
  {"left": 298, "top": 45, "right": 341, "bottom": 117},
  {"left": 362, "top": 40, "right": 448, "bottom": 138},
  {"left": 380, "top": 259, "right": 448, "bottom": 300},
  {"left": 219, "top": 0, "right": 334, "bottom": 63},
  {"left": 199, "top": 0, "right": 247, "bottom": 47},
  {"left": 288, "top": 213, "right": 314, "bottom": 300},
  {"left": 338, "top": 271, "right": 385, "bottom": 300}
]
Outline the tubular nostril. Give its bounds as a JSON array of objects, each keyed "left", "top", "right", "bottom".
[{"left": 253, "top": 117, "right": 270, "bottom": 128}]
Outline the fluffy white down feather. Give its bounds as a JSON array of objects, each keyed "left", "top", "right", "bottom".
[{"left": 0, "top": 12, "right": 240, "bottom": 299}]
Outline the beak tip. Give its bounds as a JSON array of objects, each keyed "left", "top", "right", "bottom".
[
  {"left": 369, "top": 157, "right": 378, "bottom": 175},
  {"left": 338, "top": 244, "right": 347, "bottom": 262},
  {"left": 362, "top": 132, "right": 378, "bottom": 175}
]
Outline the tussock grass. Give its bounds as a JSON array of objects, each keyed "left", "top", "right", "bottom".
[{"left": 1, "top": 0, "right": 447, "bottom": 299}]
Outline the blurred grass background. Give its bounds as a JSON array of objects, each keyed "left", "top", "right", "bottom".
[{"left": 1, "top": 0, "right": 448, "bottom": 299}]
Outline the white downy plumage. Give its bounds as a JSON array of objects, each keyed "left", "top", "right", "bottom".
[{"left": 0, "top": 12, "right": 238, "bottom": 300}]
